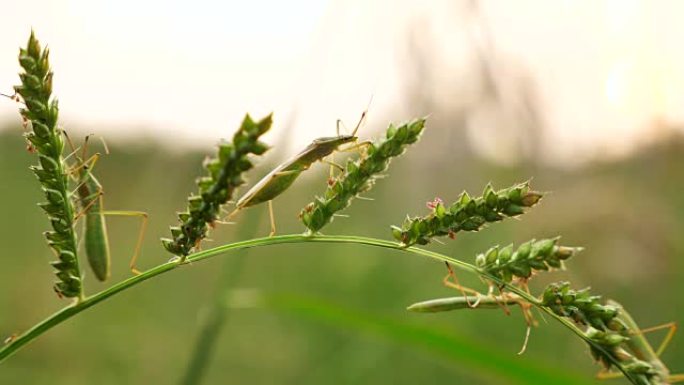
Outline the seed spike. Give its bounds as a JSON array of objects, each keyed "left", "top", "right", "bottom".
[
  {"left": 163, "top": 114, "right": 272, "bottom": 257},
  {"left": 14, "top": 31, "right": 83, "bottom": 298},
  {"left": 300, "top": 118, "right": 426, "bottom": 233},
  {"left": 392, "top": 182, "right": 544, "bottom": 246}
]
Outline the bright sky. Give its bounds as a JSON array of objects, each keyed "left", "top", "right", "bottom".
[{"left": 1, "top": 0, "right": 682, "bottom": 164}]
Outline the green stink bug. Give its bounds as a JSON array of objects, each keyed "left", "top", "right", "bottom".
[
  {"left": 67, "top": 134, "right": 148, "bottom": 281},
  {"left": 230, "top": 111, "right": 369, "bottom": 235}
]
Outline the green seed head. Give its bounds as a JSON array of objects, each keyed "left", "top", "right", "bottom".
[
  {"left": 163, "top": 113, "right": 272, "bottom": 257},
  {"left": 392, "top": 182, "right": 544, "bottom": 247},
  {"left": 15, "top": 32, "right": 84, "bottom": 298},
  {"left": 301, "top": 118, "right": 426, "bottom": 234}
]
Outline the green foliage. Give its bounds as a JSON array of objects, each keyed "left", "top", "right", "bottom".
[
  {"left": 391, "top": 182, "right": 543, "bottom": 246},
  {"left": 161, "top": 114, "right": 271, "bottom": 257},
  {"left": 475, "top": 238, "right": 580, "bottom": 283},
  {"left": 14, "top": 32, "right": 82, "bottom": 298},
  {"left": 300, "top": 118, "right": 425, "bottom": 233}
]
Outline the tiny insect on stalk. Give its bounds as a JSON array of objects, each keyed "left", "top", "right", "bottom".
[
  {"left": 65, "top": 133, "right": 148, "bottom": 281},
  {"left": 414, "top": 238, "right": 582, "bottom": 356},
  {"left": 230, "top": 111, "right": 370, "bottom": 236},
  {"left": 442, "top": 261, "right": 483, "bottom": 308}
]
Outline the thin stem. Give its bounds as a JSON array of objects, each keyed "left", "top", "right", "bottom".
[{"left": 0, "top": 234, "right": 638, "bottom": 383}]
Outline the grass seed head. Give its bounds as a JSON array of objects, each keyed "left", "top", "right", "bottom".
[
  {"left": 300, "top": 118, "right": 426, "bottom": 233},
  {"left": 162, "top": 113, "right": 272, "bottom": 257}
]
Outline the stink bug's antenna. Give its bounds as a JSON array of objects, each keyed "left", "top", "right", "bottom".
[
  {"left": 0, "top": 92, "right": 21, "bottom": 103},
  {"left": 351, "top": 95, "right": 374, "bottom": 137}
]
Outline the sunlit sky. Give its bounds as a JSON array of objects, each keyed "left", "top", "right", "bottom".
[{"left": 1, "top": 0, "right": 683, "bottom": 163}]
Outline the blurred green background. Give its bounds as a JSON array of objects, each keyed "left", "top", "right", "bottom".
[{"left": 0, "top": 117, "right": 682, "bottom": 384}]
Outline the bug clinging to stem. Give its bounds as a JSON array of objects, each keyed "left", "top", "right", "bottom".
[
  {"left": 64, "top": 133, "right": 149, "bottom": 281},
  {"left": 229, "top": 108, "right": 371, "bottom": 236}
]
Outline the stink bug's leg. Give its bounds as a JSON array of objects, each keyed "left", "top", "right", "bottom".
[
  {"left": 193, "top": 237, "right": 202, "bottom": 252},
  {"left": 668, "top": 374, "right": 684, "bottom": 383},
  {"left": 485, "top": 282, "right": 512, "bottom": 316},
  {"left": 323, "top": 156, "right": 344, "bottom": 180},
  {"left": 80, "top": 134, "right": 93, "bottom": 162},
  {"left": 268, "top": 200, "right": 276, "bottom": 237},
  {"left": 62, "top": 131, "right": 85, "bottom": 173},
  {"left": 274, "top": 170, "right": 301, "bottom": 177},
  {"left": 99, "top": 136, "right": 110, "bottom": 155},
  {"left": 521, "top": 300, "right": 537, "bottom": 327},
  {"left": 517, "top": 278, "right": 531, "bottom": 294},
  {"left": 63, "top": 144, "right": 84, "bottom": 164},
  {"left": 516, "top": 279, "right": 538, "bottom": 325},
  {"left": 225, "top": 208, "right": 240, "bottom": 222},
  {"left": 73, "top": 189, "right": 103, "bottom": 221},
  {"left": 356, "top": 195, "right": 374, "bottom": 201},
  {"left": 67, "top": 152, "right": 101, "bottom": 178},
  {"left": 337, "top": 99, "right": 371, "bottom": 137},
  {"left": 62, "top": 130, "right": 78, "bottom": 156},
  {"left": 336, "top": 119, "right": 347, "bottom": 136},
  {"left": 494, "top": 285, "right": 512, "bottom": 316},
  {"left": 3, "top": 333, "right": 17, "bottom": 345},
  {"left": 513, "top": 295, "right": 537, "bottom": 355},
  {"left": 596, "top": 369, "right": 623, "bottom": 380},
  {"left": 517, "top": 325, "right": 531, "bottom": 355},
  {"left": 323, "top": 158, "right": 345, "bottom": 172},
  {"left": 68, "top": 154, "right": 102, "bottom": 198},
  {"left": 629, "top": 322, "right": 678, "bottom": 357},
  {"left": 443, "top": 262, "right": 482, "bottom": 307},
  {"left": 339, "top": 140, "right": 373, "bottom": 154},
  {"left": 99, "top": 210, "right": 149, "bottom": 275}
]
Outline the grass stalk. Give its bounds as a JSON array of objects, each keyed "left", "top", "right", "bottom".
[{"left": 0, "top": 234, "right": 639, "bottom": 382}]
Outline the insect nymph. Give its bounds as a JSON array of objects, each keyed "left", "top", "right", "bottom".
[
  {"left": 67, "top": 135, "right": 148, "bottom": 281},
  {"left": 231, "top": 112, "right": 367, "bottom": 235}
]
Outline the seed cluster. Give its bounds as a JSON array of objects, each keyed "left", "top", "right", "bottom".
[
  {"left": 300, "top": 118, "right": 425, "bottom": 233},
  {"left": 15, "top": 33, "right": 82, "bottom": 298},
  {"left": 162, "top": 114, "right": 271, "bottom": 257},
  {"left": 475, "top": 238, "right": 579, "bottom": 283},
  {"left": 542, "top": 282, "right": 659, "bottom": 384},
  {"left": 391, "top": 182, "right": 543, "bottom": 246}
]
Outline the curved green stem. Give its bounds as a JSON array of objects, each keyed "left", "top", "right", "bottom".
[{"left": 0, "top": 234, "right": 638, "bottom": 383}]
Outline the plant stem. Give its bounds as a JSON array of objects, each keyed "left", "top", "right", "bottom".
[{"left": 0, "top": 234, "right": 639, "bottom": 383}]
